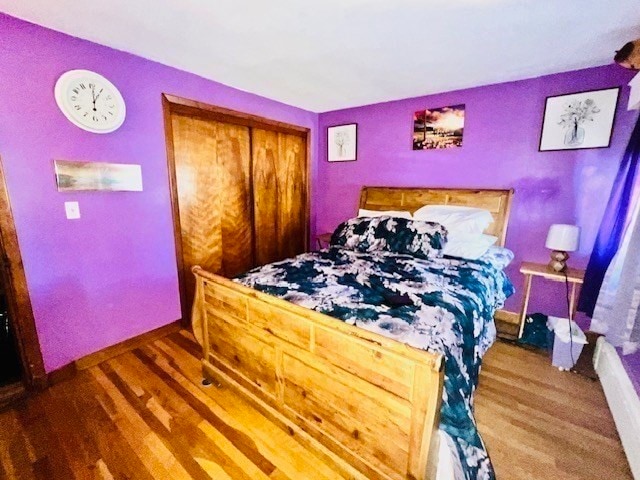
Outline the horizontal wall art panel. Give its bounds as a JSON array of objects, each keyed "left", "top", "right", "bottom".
[{"left": 54, "top": 160, "right": 143, "bottom": 192}]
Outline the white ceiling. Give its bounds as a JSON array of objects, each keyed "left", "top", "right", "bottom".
[{"left": 2, "top": 0, "right": 639, "bottom": 112}]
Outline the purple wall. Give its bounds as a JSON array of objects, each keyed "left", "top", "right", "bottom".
[
  {"left": 0, "top": 13, "right": 318, "bottom": 372},
  {"left": 316, "top": 65, "right": 637, "bottom": 318}
]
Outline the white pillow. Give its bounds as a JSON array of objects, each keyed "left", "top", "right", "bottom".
[
  {"left": 412, "top": 205, "right": 493, "bottom": 235},
  {"left": 443, "top": 233, "right": 498, "bottom": 260},
  {"left": 358, "top": 208, "right": 413, "bottom": 219}
]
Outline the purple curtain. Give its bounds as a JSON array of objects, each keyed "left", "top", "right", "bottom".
[{"left": 579, "top": 114, "right": 640, "bottom": 316}]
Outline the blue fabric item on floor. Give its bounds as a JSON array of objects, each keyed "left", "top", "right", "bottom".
[{"left": 518, "top": 313, "right": 551, "bottom": 350}]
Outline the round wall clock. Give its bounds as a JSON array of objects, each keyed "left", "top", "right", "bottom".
[{"left": 54, "top": 70, "right": 126, "bottom": 134}]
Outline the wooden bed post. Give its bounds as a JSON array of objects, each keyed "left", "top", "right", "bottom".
[
  {"left": 191, "top": 266, "right": 208, "bottom": 356},
  {"left": 408, "top": 362, "right": 444, "bottom": 480}
]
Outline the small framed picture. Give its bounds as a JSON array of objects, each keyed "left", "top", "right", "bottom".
[
  {"left": 539, "top": 87, "right": 620, "bottom": 151},
  {"left": 413, "top": 104, "right": 465, "bottom": 150},
  {"left": 327, "top": 123, "right": 357, "bottom": 162}
]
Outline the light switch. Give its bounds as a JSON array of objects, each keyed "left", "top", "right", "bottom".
[{"left": 64, "top": 201, "right": 80, "bottom": 219}]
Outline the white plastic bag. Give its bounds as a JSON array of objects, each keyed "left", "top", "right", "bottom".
[{"left": 547, "top": 316, "right": 588, "bottom": 344}]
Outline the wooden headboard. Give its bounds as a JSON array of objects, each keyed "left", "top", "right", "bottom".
[{"left": 359, "top": 186, "right": 514, "bottom": 246}]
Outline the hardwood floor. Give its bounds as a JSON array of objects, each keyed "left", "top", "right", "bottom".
[
  {"left": 476, "top": 341, "right": 632, "bottom": 480},
  {"left": 0, "top": 330, "right": 632, "bottom": 479},
  {"left": 0, "top": 330, "right": 346, "bottom": 480}
]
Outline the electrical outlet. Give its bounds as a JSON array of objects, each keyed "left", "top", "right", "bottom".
[{"left": 64, "top": 201, "right": 80, "bottom": 220}]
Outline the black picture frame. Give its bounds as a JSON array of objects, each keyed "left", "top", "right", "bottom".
[
  {"left": 327, "top": 123, "right": 358, "bottom": 162},
  {"left": 538, "top": 87, "right": 620, "bottom": 152}
]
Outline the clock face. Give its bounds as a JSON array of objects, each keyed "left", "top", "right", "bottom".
[{"left": 54, "top": 70, "right": 126, "bottom": 134}]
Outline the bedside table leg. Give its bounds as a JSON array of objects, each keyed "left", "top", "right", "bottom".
[
  {"left": 518, "top": 274, "right": 533, "bottom": 339},
  {"left": 569, "top": 283, "right": 578, "bottom": 321}
]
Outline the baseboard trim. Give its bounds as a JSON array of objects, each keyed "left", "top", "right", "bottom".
[
  {"left": 594, "top": 337, "right": 640, "bottom": 479},
  {"left": 0, "top": 382, "right": 26, "bottom": 411},
  {"left": 47, "top": 320, "right": 181, "bottom": 387},
  {"left": 46, "top": 362, "right": 78, "bottom": 386}
]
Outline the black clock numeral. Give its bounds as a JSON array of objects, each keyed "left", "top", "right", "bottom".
[{"left": 63, "top": 79, "right": 121, "bottom": 127}]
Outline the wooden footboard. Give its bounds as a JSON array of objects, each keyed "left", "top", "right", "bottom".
[{"left": 191, "top": 266, "right": 444, "bottom": 480}]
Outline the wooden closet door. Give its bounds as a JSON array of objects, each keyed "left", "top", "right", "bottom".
[
  {"left": 252, "top": 128, "right": 307, "bottom": 265},
  {"left": 171, "top": 114, "right": 253, "bottom": 307}
]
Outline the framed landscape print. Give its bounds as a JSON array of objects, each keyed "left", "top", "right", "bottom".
[
  {"left": 327, "top": 123, "right": 357, "bottom": 162},
  {"left": 413, "top": 104, "right": 465, "bottom": 150},
  {"left": 539, "top": 87, "right": 620, "bottom": 151},
  {"left": 54, "top": 160, "right": 143, "bottom": 192}
]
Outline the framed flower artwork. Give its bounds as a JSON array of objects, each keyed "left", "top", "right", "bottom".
[
  {"left": 539, "top": 88, "right": 620, "bottom": 151},
  {"left": 327, "top": 123, "right": 357, "bottom": 162}
]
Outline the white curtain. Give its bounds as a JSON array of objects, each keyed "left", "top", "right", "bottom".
[{"left": 591, "top": 187, "right": 640, "bottom": 354}]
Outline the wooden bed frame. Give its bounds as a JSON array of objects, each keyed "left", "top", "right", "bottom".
[{"left": 191, "top": 186, "right": 514, "bottom": 480}]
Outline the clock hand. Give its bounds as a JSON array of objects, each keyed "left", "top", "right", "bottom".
[{"left": 90, "top": 85, "right": 97, "bottom": 111}]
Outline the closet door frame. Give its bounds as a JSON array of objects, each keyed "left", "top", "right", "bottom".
[{"left": 162, "top": 94, "right": 311, "bottom": 327}]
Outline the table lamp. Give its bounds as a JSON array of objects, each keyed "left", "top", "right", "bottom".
[{"left": 545, "top": 224, "right": 580, "bottom": 272}]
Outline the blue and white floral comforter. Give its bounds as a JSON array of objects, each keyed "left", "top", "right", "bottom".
[{"left": 235, "top": 246, "right": 514, "bottom": 480}]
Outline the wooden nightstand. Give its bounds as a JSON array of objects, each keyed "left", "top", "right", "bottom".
[
  {"left": 518, "top": 261, "right": 585, "bottom": 338},
  {"left": 316, "top": 232, "right": 332, "bottom": 249}
]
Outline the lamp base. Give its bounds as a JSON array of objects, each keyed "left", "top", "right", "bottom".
[{"left": 549, "top": 250, "right": 569, "bottom": 272}]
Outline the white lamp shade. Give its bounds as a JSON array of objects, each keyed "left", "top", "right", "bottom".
[{"left": 545, "top": 224, "right": 580, "bottom": 252}]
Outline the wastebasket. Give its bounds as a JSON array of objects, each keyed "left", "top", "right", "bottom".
[{"left": 547, "top": 316, "right": 588, "bottom": 371}]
